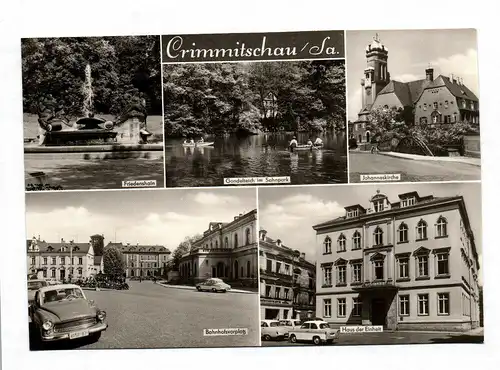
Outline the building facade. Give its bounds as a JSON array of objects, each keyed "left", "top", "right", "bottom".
[
  {"left": 313, "top": 190, "right": 480, "bottom": 331},
  {"left": 27, "top": 237, "right": 96, "bottom": 281},
  {"left": 178, "top": 209, "right": 258, "bottom": 287},
  {"left": 259, "top": 230, "right": 316, "bottom": 321},
  {"left": 352, "top": 34, "right": 479, "bottom": 144},
  {"left": 105, "top": 242, "right": 171, "bottom": 277}
]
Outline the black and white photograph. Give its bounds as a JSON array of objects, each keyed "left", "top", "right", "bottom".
[
  {"left": 258, "top": 182, "right": 483, "bottom": 346},
  {"left": 25, "top": 188, "right": 259, "bottom": 350},
  {"left": 163, "top": 59, "right": 347, "bottom": 187},
  {"left": 347, "top": 29, "right": 481, "bottom": 183},
  {"left": 22, "top": 36, "right": 164, "bottom": 191}
]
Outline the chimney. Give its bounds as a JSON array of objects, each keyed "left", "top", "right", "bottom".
[
  {"left": 450, "top": 73, "right": 454, "bottom": 83},
  {"left": 276, "top": 239, "right": 282, "bottom": 247},
  {"left": 259, "top": 229, "right": 267, "bottom": 241},
  {"left": 300, "top": 252, "right": 305, "bottom": 260},
  {"left": 425, "top": 67, "right": 434, "bottom": 81}
]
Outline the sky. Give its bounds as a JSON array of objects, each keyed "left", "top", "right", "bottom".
[
  {"left": 259, "top": 183, "right": 483, "bottom": 280},
  {"left": 26, "top": 188, "right": 257, "bottom": 251},
  {"left": 347, "top": 29, "right": 479, "bottom": 122}
]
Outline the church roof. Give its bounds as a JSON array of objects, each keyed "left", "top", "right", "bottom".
[{"left": 377, "top": 79, "right": 430, "bottom": 107}]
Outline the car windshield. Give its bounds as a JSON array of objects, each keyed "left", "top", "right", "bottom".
[
  {"left": 28, "top": 281, "right": 46, "bottom": 290},
  {"left": 269, "top": 322, "right": 280, "bottom": 327},
  {"left": 319, "top": 323, "right": 331, "bottom": 329},
  {"left": 42, "top": 288, "right": 84, "bottom": 303}
]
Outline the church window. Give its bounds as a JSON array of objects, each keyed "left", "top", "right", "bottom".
[
  {"left": 444, "top": 100, "right": 449, "bottom": 108},
  {"left": 433, "top": 102, "right": 438, "bottom": 110},
  {"left": 423, "top": 103, "right": 427, "bottom": 111}
]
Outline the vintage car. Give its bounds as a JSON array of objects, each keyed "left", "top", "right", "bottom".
[
  {"left": 30, "top": 284, "right": 108, "bottom": 342},
  {"left": 261, "top": 320, "right": 289, "bottom": 341},
  {"left": 288, "top": 320, "right": 339, "bottom": 345},
  {"left": 196, "top": 278, "right": 231, "bottom": 293},
  {"left": 28, "top": 279, "right": 48, "bottom": 308},
  {"left": 279, "top": 319, "right": 302, "bottom": 329}
]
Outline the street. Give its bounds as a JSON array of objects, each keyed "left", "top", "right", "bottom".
[
  {"left": 29, "top": 281, "right": 260, "bottom": 350},
  {"left": 262, "top": 330, "right": 484, "bottom": 347},
  {"left": 349, "top": 152, "right": 481, "bottom": 183}
]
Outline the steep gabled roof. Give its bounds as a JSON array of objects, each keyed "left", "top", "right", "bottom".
[
  {"left": 426, "top": 75, "right": 478, "bottom": 102},
  {"left": 27, "top": 241, "right": 91, "bottom": 254},
  {"left": 377, "top": 79, "right": 429, "bottom": 107}
]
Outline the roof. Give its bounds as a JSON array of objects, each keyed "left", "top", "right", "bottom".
[
  {"left": 105, "top": 242, "right": 170, "bottom": 254},
  {"left": 38, "top": 284, "right": 81, "bottom": 293},
  {"left": 377, "top": 79, "right": 429, "bottom": 106},
  {"left": 426, "top": 75, "right": 479, "bottom": 102},
  {"left": 27, "top": 240, "right": 91, "bottom": 254}
]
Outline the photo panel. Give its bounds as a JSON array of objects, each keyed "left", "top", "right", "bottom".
[
  {"left": 25, "top": 187, "right": 260, "bottom": 350},
  {"left": 162, "top": 31, "right": 348, "bottom": 187},
  {"left": 346, "top": 29, "right": 480, "bottom": 183},
  {"left": 22, "top": 35, "right": 165, "bottom": 191},
  {"left": 258, "top": 182, "right": 483, "bottom": 346}
]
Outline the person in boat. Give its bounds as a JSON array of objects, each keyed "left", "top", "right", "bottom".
[
  {"left": 307, "top": 138, "right": 313, "bottom": 147},
  {"left": 314, "top": 137, "right": 323, "bottom": 146},
  {"left": 198, "top": 137, "right": 205, "bottom": 143},
  {"left": 289, "top": 136, "right": 298, "bottom": 151},
  {"left": 183, "top": 139, "right": 188, "bottom": 145},
  {"left": 189, "top": 138, "right": 195, "bottom": 145}
]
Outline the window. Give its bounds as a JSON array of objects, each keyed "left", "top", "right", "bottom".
[
  {"left": 284, "top": 264, "right": 290, "bottom": 275},
  {"left": 436, "top": 253, "right": 449, "bottom": 275},
  {"left": 347, "top": 209, "right": 359, "bottom": 218},
  {"left": 324, "top": 237, "right": 332, "bottom": 254},
  {"left": 374, "top": 260, "right": 384, "bottom": 280},
  {"left": 418, "top": 294, "right": 429, "bottom": 315},
  {"left": 444, "top": 100, "right": 449, "bottom": 108},
  {"left": 352, "top": 231, "right": 361, "bottom": 250},
  {"left": 78, "top": 257, "right": 83, "bottom": 265},
  {"left": 438, "top": 293, "right": 450, "bottom": 315},
  {"left": 352, "top": 262, "right": 362, "bottom": 283},
  {"left": 42, "top": 270, "right": 47, "bottom": 278},
  {"left": 265, "top": 286, "right": 271, "bottom": 297},
  {"left": 51, "top": 257, "right": 56, "bottom": 265},
  {"left": 337, "top": 234, "right": 346, "bottom": 252},
  {"left": 433, "top": 102, "right": 438, "bottom": 110},
  {"left": 337, "top": 264, "right": 347, "bottom": 285},
  {"left": 234, "top": 234, "right": 239, "bottom": 248},
  {"left": 224, "top": 237, "right": 229, "bottom": 248},
  {"left": 398, "top": 223, "right": 408, "bottom": 243},
  {"left": 399, "top": 295, "right": 410, "bottom": 316},
  {"left": 416, "top": 220, "right": 427, "bottom": 240},
  {"left": 266, "top": 259, "right": 272, "bottom": 272},
  {"left": 284, "top": 288, "right": 289, "bottom": 300},
  {"left": 247, "top": 261, "right": 251, "bottom": 278},
  {"left": 31, "top": 257, "right": 35, "bottom": 265},
  {"left": 245, "top": 228, "right": 251, "bottom": 245},
  {"left": 353, "top": 298, "right": 362, "bottom": 317},
  {"left": 417, "top": 255, "right": 429, "bottom": 277},
  {"left": 374, "top": 227, "right": 383, "bottom": 246},
  {"left": 324, "top": 299, "right": 332, "bottom": 318},
  {"left": 401, "top": 197, "right": 415, "bottom": 207},
  {"left": 51, "top": 269, "right": 56, "bottom": 278},
  {"left": 215, "top": 240, "right": 218, "bottom": 249},
  {"left": 436, "top": 217, "right": 448, "bottom": 237},
  {"left": 275, "top": 287, "right": 281, "bottom": 299},
  {"left": 398, "top": 257, "right": 409, "bottom": 279},
  {"left": 423, "top": 103, "right": 427, "bottom": 111},
  {"left": 60, "top": 257, "right": 65, "bottom": 264},
  {"left": 323, "top": 266, "right": 332, "bottom": 286},
  {"left": 337, "top": 298, "right": 346, "bottom": 317},
  {"left": 420, "top": 117, "right": 428, "bottom": 124},
  {"left": 43, "top": 257, "right": 47, "bottom": 265},
  {"left": 373, "top": 200, "right": 384, "bottom": 212}
]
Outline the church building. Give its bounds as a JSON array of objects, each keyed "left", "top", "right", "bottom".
[{"left": 351, "top": 35, "right": 479, "bottom": 144}]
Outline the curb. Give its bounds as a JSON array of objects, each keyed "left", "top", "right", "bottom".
[
  {"left": 157, "top": 283, "right": 257, "bottom": 295},
  {"left": 377, "top": 152, "right": 481, "bottom": 167}
]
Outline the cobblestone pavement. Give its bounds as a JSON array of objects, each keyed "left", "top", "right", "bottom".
[
  {"left": 29, "top": 281, "right": 260, "bottom": 350},
  {"left": 349, "top": 152, "right": 481, "bottom": 183},
  {"left": 261, "top": 330, "right": 484, "bottom": 346}
]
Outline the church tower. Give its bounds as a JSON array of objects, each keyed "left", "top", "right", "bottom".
[{"left": 361, "top": 34, "right": 390, "bottom": 107}]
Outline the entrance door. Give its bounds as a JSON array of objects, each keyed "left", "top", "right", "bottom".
[
  {"left": 234, "top": 260, "right": 239, "bottom": 279},
  {"left": 60, "top": 270, "right": 65, "bottom": 281},
  {"left": 212, "top": 266, "right": 217, "bottom": 277},
  {"left": 366, "top": 131, "right": 370, "bottom": 143},
  {"left": 371, "top": 299, "right": 387, "bottom": 326}
]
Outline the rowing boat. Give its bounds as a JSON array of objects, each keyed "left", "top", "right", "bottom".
[
  {"left": 290, "top": 144, "right": 323, "bottom": 151},
  {"left": 182, "top": 142, "right": 215, "bottom": 147}
]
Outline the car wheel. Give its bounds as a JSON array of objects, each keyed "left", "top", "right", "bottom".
[
  {"left": 221, "top": 289, "right": 226, "bottom": 293},
  {"left": 196, "top": 286, "right": 201, "bottom": 291},
  {"left": 290, "top": 334, "right": 297, "bottom": 343},
  {"left": 263, "top": 334, "right": 271, "bottom": 341},
  {"left": 312, "top": 336, "right": 321, "bottom": 345},
  {"left": 212, "top": 288, "right": 217, "bottom": 293}
]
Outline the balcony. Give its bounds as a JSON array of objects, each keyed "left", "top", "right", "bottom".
[{"left": 352, "top": 279, "right": 397, "bottom": 291}]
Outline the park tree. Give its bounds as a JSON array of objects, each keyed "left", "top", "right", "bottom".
[
  {"left": 171, "top": 234, "right": 202, "bottom": 271},
  {"left": 367, "top": 106, "right": 408, "bottom": 143},
  {"left": 103, "top": 247, "right": 125, "bottom": 279}
]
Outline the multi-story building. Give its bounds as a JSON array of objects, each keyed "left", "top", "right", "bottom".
[
  {"left": 313, "top": 190, "right": 480, "bottom": 331},
  {"left": 352, "top": 34, "right": 479, "bottom": 144},
  {"left": 105, "top": 242, "right": 171, "bottom": 277},
  {"left": 178, "top": 209, "right": 258, "bottom": 287},
  {"left": 259, "top": 230, "right": 315, "bottom": 321},
  {"left": 27, "top": 237, "right": 96, "bottom": 280}
]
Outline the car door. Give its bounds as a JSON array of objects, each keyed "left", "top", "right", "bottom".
[
  {"left": 297, "top": 323, "right": 309, "bottom": 340},
  {"left": 200, "top": 280, "right": 211, "bottom": 291},
  {"left": 309, "top": 323, "right": 319, "bottom": 339},
  {"left": 261, "top": 321, "right": 269, "bottom": 336}
]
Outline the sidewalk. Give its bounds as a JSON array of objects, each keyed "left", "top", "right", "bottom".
[
  {"left": 378, "top": 151, "right": 481, "bottom": 167},
  {"left": 392, "top": 327, "right": 484, "bottom": 336},
  {"left": 157, "top": 282, "right": 257, "bottom": 295}
]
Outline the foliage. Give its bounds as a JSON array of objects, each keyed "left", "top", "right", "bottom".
[
  {"left": 90, "top": 234, "right": 105, "bottom": 256},
  {"left": 367, "top": 106, "right": 409, "bottom": 143},
  {"left": 409, "top": 120, "right": 477, "bottom": 147},
  {"left": 26, "top": 184, "right": 63, "bottom": 191},
  {"left": 164, "top": 60, "right": 346, "bottom": 137},
  {"left": 170, "top": 234, "right": 202, "bottom": 271},
  {"left": 21, "top": 36, "right": 161, "bottom": 117},
  {"left": 103, "top": 247, "right": 125, "bottom": 279}
]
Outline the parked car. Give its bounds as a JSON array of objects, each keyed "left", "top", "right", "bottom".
[
  {"left": 279, "top": 319, "right": 302, "bottom": 330},
  {"left": 45, "top": 278, "right": 61, "bottom": 286},
  {"left": 288, "top": 320, "right": 339, "bottom": 345},
  {"left": 28, "top": 279, "right": 49, "bottom": 315},
  {"left": 261, "top": 320, "right": 289, "bottom": 341},
  {"left": 196, "top": 278, "right": 231, "bottom": 293},
  {"left": 30, "top": 284, "right": 108, "bottom": 343}
]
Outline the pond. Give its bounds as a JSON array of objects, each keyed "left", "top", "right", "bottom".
[{"left": 165, "top": 131, "right": 347, "bottom": 187}]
